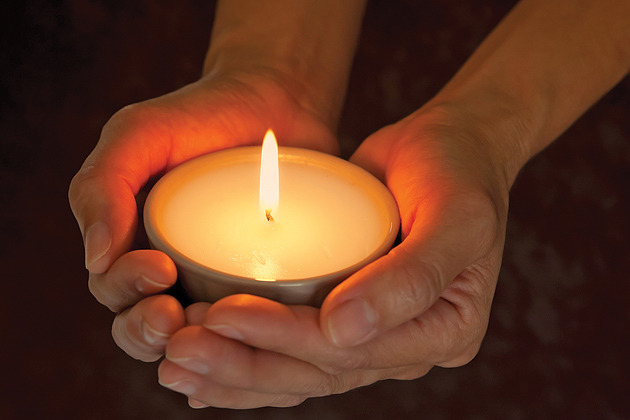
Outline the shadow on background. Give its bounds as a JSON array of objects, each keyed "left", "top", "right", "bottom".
[{"left": 1, "top": 1, "right": 629, "bottom": 419}]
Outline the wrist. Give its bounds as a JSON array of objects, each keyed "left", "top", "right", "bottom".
[
  {"left": 203, "top": 47, "right": 325, "bottom": 119},
  {"left": 204, "top": 41, "right": 341, "bottom": 134},
  {"left": 204, "top": 0, "right": 367, "bottom": 132},
  {"left": 198, "top": 55, "right": 340, "bottom": 153},
  {"left": 422, "top": 0, "right": 630, "bottom": 190},
  {"left": 423, "top": 82, "right": 541, "bottom": 190}
]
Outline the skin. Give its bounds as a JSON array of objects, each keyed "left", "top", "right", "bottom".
[{"left": 69, "top": 0, "right": 630, "bottom": 409}]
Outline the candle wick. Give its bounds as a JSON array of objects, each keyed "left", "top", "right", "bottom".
[{"left": 265, "top": 208, "right": 274, "bottom": 222}]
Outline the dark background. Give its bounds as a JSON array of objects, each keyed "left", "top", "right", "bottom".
[{"left": 2, "top": 1, "right": 629, "bottom": 419}]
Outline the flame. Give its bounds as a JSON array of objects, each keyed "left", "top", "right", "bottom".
[{"left": 260, "top": 129, "right": 279, "bottom": 222}]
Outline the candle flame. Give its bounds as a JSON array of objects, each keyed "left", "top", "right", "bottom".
[{"left": 260, "top": 129, "right": 279, "bottom": 222}]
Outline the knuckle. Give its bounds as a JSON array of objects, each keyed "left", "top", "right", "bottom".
[
  {"left": 314, "top": 359, "right": 377, "bottom": 396},
  {"left": 443, "top": 341, "right": 482, "bottom": 368},
  {"left": 336, "top": 354, "right": 368, "bottom": 371},
  {"left": 326, "top": 374, "right": 349, "bottom": 395},
  {"left": 88, "top": 274, "right": 116, "bottom": 312},
  {"left": 319, "top": 369, "right": 384, "bottom": 396},
  {"left": 104, "top": 102, "right": 162, "bottom": 140},
  {"left": 108, "top": 103, "right": 151, "bottom": 126},
  {"left": 88, "top": 272, "right": 134, "bottom": 313},
  {"left": 419, "top": 293, "right": 488, "bottom": 369},
  {"left": 318, "top": 353, "right": 367, "bottom": 376},
  {"left": 67, "top": 170, "right": 82, "bottom": 207},
  {"left": 392, "top": 249, "right": 444, "bottom": 313},
  {"left": 317, "top": 362, "right": 344, "bottom": 376},
  {"left": 157, "top": 359, "right": 185, "bottom": 385},
  {"left": 459, "top": 261, "right": 498, "bottom": 295},
  {"left": 68, "top": 165, "right": 99, "bottom": 217},
  {"left": 112, "top": 313, "right": 162, "bottom": 362},
  {"left": 459, "top": 189, "right": 502, "bottom": 250},
  {"left": 318, "top": 373, "right": 353, "bottom": 396},
  {"left": 438, "top": 321, "right": 485, "bottom": 368}
]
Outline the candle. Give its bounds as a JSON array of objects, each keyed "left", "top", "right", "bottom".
[{"left": 144, "top": 130, "right": 399, "bottom": 306}]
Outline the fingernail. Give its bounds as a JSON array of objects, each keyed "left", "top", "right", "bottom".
[
  {"left": 85, "top": 221, "right": 111, "bottom": 273},
  {"left": 136, "top": 274, "right": 170, "bottom": 294},
  {"left": 140, "top": 320, "right": 170, "bottom": 346},
  {"left": 327, "top": 298, "right": 376, "bottom": 347},
  {"left": 159, "top": 380, "right": 196, "bottom": 396},
  {"left": 167, "top": 357, "right": 210, "bottom": 375},
  {"left": 204, "top": 324, "right": 244, "bottom": 341},
  {"left": 188, "top": 398, "right": 209, "bottom": 409}
]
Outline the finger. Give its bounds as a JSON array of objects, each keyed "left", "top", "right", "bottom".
[
  {"left": 162, "top": 325, "right": 425, "bottom": 404},
  {"left": 158, "top": 357, "right": 306, "bottom": 409},
  {"left": 167, "top": 360, "right": 430, "bottom": 410},
  {"left": 112, "top": 294, "right": 185, "bottom": 362},
  {"left": 204, "top": 296, "right": 360, "bottom": 369},
  {"left": 88, "top": 250, "right": 177, "bottom": 312},
  {"left": 164, "top": 325, "right": 337, "bottom": 396},
  {"left": 68, "top": 164, "right": 137, "bottom": 274},
  {"left": 202, "top": 295, "right": 454, "bottom": 372},
  {"left": 345, "top": 126, "right": 391, "bottom": 182}
]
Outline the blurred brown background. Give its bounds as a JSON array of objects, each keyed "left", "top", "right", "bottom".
[{"left": 1, "top": 1, "right": 629, "bottom": 419}]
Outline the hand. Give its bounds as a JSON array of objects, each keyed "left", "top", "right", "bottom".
[
  {"left": 68, "top": 67, "right": 339, "bottom": 362},
  {"left": 156, "top": 105, "right": 512, "bottom": 408}
]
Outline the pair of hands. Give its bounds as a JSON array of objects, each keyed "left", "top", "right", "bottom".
[{"left": 69, "top": 68, "right": 509, "bottom": 408}]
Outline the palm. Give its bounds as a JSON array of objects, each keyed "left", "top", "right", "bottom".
[{"left": 341, "top": 112, "right": 508, "bottom": 364}]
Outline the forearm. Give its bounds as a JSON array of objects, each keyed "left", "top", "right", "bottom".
[
  {"left": 204, "top": 0, "right": 368, "bottom": 129},
  {"left": 428, "top": 0, "right": 630, "bottom": 186}
]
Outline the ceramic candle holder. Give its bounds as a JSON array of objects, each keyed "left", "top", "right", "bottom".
[{"left": 144, "top": 146, "right": 399, "bottom": 307}]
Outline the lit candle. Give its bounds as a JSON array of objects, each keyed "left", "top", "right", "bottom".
[{"left": 144, "top": 130, "right": 399, "bottom": 306}]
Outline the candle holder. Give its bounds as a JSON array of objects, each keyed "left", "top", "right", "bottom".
[{"left": 144, "top": 146, "right": 399, "bottom": 307}]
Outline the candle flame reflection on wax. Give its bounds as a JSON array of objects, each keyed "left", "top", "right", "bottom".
[{"left": 260, "top": 129, "right": 280, "bottom": 223}]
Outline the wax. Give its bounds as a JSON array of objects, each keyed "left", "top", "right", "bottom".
[
  {"left": 145, "top": 145, "right": 399, "bottom": 304},
  {"left": 160, "top": 155, "right": 386, "bottom": 280}
]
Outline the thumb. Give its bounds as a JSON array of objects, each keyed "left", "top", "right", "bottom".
[
  {"left": 320, "top": 197, "right": 498, "bottom": 348},
  {"left": 68, "top": 163, "right": 139, "bottom": 273},
  {"left": 68, "top": 106, "right": 171, "bottom": 273}
]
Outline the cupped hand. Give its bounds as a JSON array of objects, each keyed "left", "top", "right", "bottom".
[
  {"left": 68, "top": 67, "right": 339, "bottom": 362},
  {"left": 157, "top": 106, "right": 513, "bottom": 408}
]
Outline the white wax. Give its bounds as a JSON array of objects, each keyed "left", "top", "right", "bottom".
[{"left": 159, "top": 154, "right": 388, "bottom": 280}]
